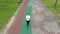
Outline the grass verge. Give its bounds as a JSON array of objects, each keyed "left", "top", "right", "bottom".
[{"left": 0, "top": 0, "right": 20, "bottom": 29}]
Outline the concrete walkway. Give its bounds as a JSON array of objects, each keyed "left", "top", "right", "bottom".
[{"left": 32, "top": 0, "right": 60, "bottom": 34}]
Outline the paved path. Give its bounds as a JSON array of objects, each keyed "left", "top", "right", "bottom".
[
  {"left": 32, "top": 0, "right": 60, "bottom": 34},
  {"left": 7, "top": 0, "right": 29, "bottom": 34},
  {"left": 6, "top": 0, "right": 60, "bottom": 34},
  {"left": 19, "top": 0, "right": 33, "bottom": 34}
]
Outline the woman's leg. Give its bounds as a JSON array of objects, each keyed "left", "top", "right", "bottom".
[{"left": 26, "top": 20, "right": 30, "bottom": 27}]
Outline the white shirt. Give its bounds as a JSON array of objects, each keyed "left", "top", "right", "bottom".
[{"left": 26, "top": 15, "right": 31, "bottom": 21}]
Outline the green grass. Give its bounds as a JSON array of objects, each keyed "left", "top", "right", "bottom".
[
  {"left": 42, "top": 0, "right": 60, "bottom": 18},
  {"left": 0, "top": 0, "right": 20, "bottom": 29}
]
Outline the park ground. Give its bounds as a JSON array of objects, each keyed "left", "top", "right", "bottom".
[
  {"left": 0, "top": 0, "right": 60, "bottom": 29},
  {"left": 0, "top": 0, "right": 60, "bottom": 34}
]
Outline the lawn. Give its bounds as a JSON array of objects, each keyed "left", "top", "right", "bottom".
[
  {"left": 42, "top": 0, "right": 60, "bottom": 18},
  {"left": 0, "top": 0, "right": 20, "bottom": 29}
]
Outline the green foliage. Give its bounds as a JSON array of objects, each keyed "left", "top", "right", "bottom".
[
  {"left": 54, "top": 0, "right": 58, "bottom": 7},
  {"left": 0, "top": 0, "right": 20, "bottom": 29}
]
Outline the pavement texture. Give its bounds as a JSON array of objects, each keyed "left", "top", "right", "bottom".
[
  {"left": 7, "top": 0, "right": 29, "bottom": 34},
  {"left": 19, "top": 0, "right": 32, "bottom": 34},
  {"left": 32, "top": 0, "right": 60, "bottom": 34}
]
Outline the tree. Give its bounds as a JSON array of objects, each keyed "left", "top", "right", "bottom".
[
  {"left": 18, "top": 0, "right": 23, "bottom": 4},
  {"left": 54, "top": 0, "right": 58, "bottom": 7}
]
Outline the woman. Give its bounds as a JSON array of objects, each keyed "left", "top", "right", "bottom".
[{"left": 26, "top": 14, "right": 31, "bottom": 27}]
